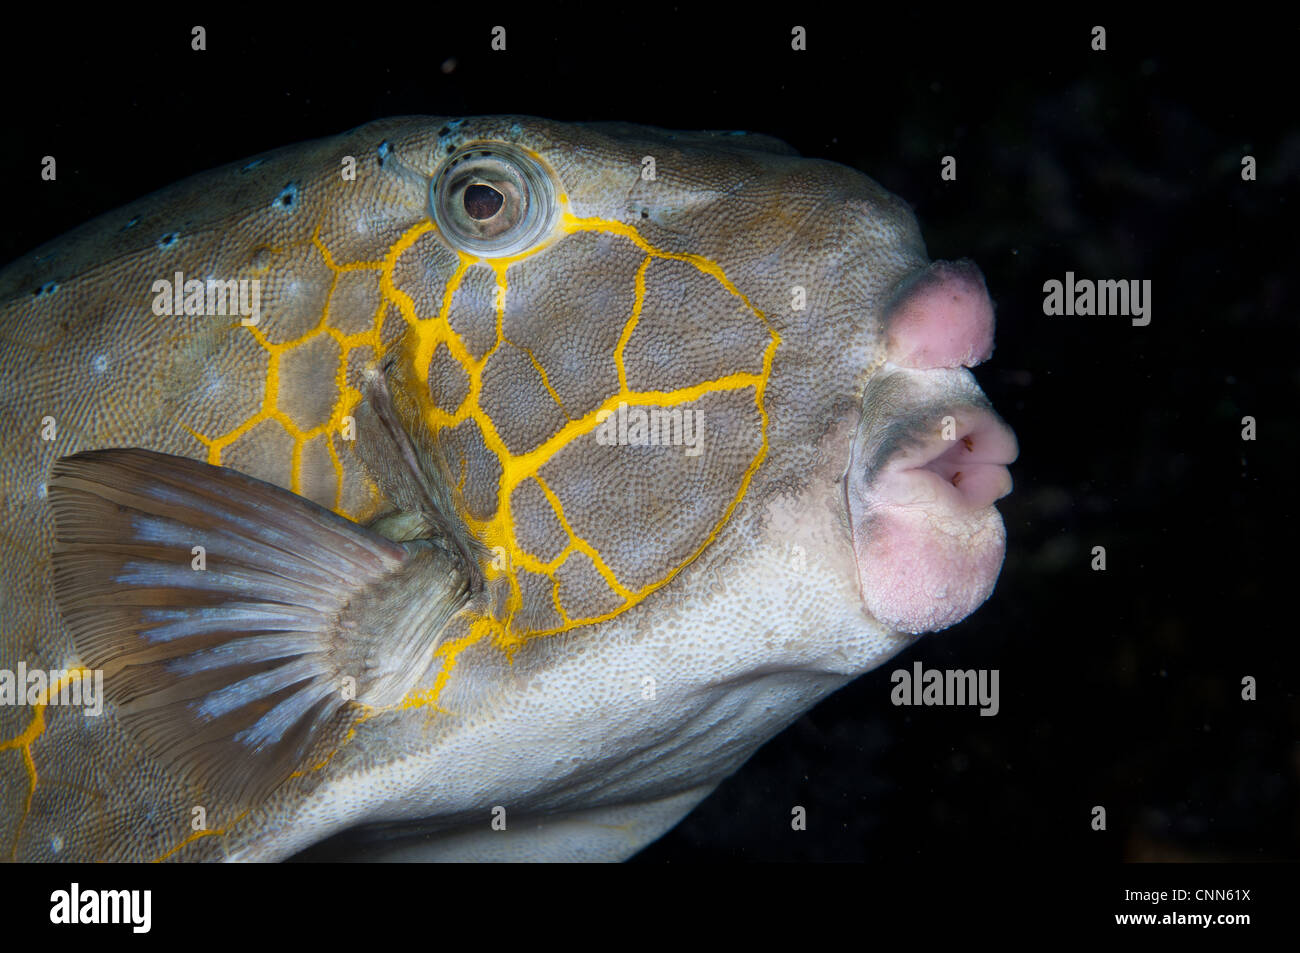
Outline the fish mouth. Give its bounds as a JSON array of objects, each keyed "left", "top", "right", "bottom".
[
  {"left": 845, "top": 364, "right": 1019, "bottom": 634},
  {"left": 859, "top": 375, "right": 1018, "bottom": 514}
]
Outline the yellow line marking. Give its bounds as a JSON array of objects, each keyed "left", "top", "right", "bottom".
[
  {"left": 614, "top": 257, "right": 652, "bottom": 391},
  {"left": 152, "top": 828, "right": 220, "bottom": 862},
  {"left": 1, "top": 668, "right": 94, "bottom": 860}
]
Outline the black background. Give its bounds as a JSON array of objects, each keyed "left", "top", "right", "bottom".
[{"left": 1, "top": 10, "right": 1296, "bottom": 865}]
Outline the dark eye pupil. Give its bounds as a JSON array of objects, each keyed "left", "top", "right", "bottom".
[{"left": 464, "top": 184, "right": 504, "bottom": 220}]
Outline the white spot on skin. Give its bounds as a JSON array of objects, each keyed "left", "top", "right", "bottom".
[
  {"left": 92, "top": 354, "right": 108, "bottom": 375},
  {"left": 51, "top": 834, "right": 63, "bottom": 853},
  {"left": 37, "top": 483, "right": 47, "bottom": 500},
  {"left": 195, "top": 366, "right": 225, "bottom": 402}
]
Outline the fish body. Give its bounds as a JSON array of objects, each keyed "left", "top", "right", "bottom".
[{"left": 0, "top": 116, "right": 1016, "bottom": 860}]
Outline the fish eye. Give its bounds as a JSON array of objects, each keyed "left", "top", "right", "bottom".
[{"left": 430, "top": 143, "right": 557, "bottom": 256}]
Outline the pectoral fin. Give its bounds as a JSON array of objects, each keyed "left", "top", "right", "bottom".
[
  {"left": 48, "top": 448, "right": 471, "bottom": 805},
  {"left": 351, "top": 359, "right": 488, "bottom": 586}
]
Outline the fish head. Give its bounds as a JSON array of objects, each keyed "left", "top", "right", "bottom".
[
  {"left": 322, "top": 117, "right": 1022, "bottom": 859},
  {"left": 367, "top": 116, "right": 1018, "bottom": 655}
]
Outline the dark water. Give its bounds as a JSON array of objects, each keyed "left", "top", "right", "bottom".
[{"left": 2, "top": 12, "right": 1295, "bottom": 864}]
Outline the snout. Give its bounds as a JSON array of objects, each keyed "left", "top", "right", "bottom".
[{"left": 845, "top": 259, "right": 1018, "bottom": 635}]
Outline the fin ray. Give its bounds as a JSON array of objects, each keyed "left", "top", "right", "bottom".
[{"left": 49, "top": 448, "right": 471, "bottom": 805}]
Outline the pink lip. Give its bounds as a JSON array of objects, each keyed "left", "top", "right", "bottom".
[{"left": 845, "top": 365, "right": 1018, "bottom": 635}]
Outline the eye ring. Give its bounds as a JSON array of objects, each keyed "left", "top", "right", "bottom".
[{"left": 429, "top": 143, "right": 558, "bottom": 256}]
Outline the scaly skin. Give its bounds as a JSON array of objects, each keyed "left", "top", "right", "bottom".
[{"left": 0, "top": 116, "right": 1011, "bottom": 861}]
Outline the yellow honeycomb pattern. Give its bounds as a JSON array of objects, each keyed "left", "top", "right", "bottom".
[
  {"left": 182, "top": 230, "right": 391, "bottom": 516},
  {"left": 4, "top": 198, "right": 782, "bottom": 862},
  {"left": 405, "top": 210, "right": 779, "bottom": 651}
]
